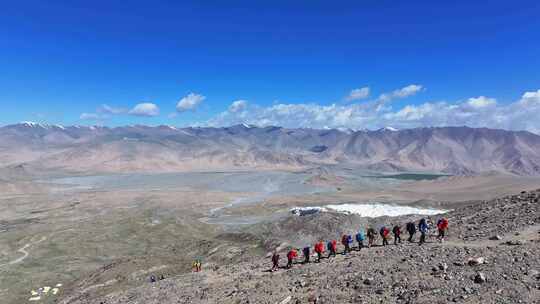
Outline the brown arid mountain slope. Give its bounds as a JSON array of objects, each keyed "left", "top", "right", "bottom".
[
  {"left": 1, "top": 123, "right": 540, "bottom": 175},
  {"left": 62, "top": 189, "right": 540, "bottom": 304}
]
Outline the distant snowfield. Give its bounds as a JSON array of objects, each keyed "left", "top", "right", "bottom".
[{"left": 324, "top": 203, "right": 448, "bottom": 217}]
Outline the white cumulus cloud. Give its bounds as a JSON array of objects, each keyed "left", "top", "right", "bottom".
[
  {"left": 393, "top": 84, "right": 424, "bottom": 98},
  {"left": 128, "top": 103, "right": 160, "bottom": 117},
  {"left": 81, "top": 102, "right": 159, "bottom": 121},
  {"left": 206, "top": 87, "right": 540, "bottom": 134},
  {"left": 467, "top": 96, "right": 497, "bottom": 108},
  {"left": 228, "top": 100, "right": 248, "bottom": 113},
  {"left": 176, "top": 93, "right": 205, "bottom": 112},
  {"left": 519, "top": 89, "right": 540, "bottom": 106},
  {"left": 345, "top": 87, "right": 370, "bottom": 101},
  {"left": 378, "top": 84, "right": 424, "bottom": 102}
]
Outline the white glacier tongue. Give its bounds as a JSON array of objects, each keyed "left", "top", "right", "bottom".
[{"left": 324, "top": 203, "right": 447, "bottom": 217}]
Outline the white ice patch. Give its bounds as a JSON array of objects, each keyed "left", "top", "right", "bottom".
[{"left": 324, "top": 203, "right": 447, "bottom": 217}]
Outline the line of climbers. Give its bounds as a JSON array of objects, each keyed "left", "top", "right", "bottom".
[{"left": 271, "top": 217, "right": 449, "bottom": 271}]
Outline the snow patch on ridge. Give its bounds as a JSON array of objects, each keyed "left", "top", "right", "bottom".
[
  {"left": 325, "top": 203, "right": 447, "bottom": 217},
  {"left": 290, "top": 203, "right": 447, "bottom": 218},
  {"left": 21, "top": 121, "right": 40, "bottom": 127},
  {"left": 18, "top": 122, "right": 66, "bottom": 129}
]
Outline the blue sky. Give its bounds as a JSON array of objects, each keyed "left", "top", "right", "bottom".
[{"left": 1, "top": 1, "right": 539, "bottom": 131}]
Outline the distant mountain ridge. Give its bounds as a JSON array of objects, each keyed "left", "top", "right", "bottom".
[{"left": 1, "top": 123, "right": 540, "bottom": 175}]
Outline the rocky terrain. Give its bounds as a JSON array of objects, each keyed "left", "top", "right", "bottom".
[
  {"left": 63, "top": 189, "right": 540, "bottom": 304},
  {"left": 1, "top": 123, "right": 540, "bottom": 175}
]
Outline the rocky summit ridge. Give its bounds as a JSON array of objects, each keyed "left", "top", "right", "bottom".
[{"left": 63, "top": 190, "right": 540, "bottom": 304}]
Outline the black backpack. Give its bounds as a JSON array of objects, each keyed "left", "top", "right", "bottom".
[{"left": 407, "top": 222, "right": 416, "bottom": 232}]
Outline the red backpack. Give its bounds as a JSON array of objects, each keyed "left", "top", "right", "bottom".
[
  {"left": 287, "top": 250, "right": 297, "bottom": 259},
  {"left": 315, "top": 242, "right": 324, "bottom": 253},
  {"left": 441, "top": 218, "right": 449, "bottom": 230}
]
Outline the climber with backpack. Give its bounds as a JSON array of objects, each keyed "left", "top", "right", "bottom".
[
  {"left": 418, "top": 218, "right": 429, "bottom": 245},
  {"left": 271, "top": 251, "right": 280, "bottom": 271},
  {"left": 437, "top": 217, "right": 449, "bottom": 242},
  {"left": 327, "top": 239, "right": 337, "bottom": 258},
  {"left": 380, "top": 226, "right": 390, "bottom": 246},
  {"left": 286, "top": 248, "right": 298, "bottom": 269},
  {"left": 192, "top": 259, "right": 202, "bottom": 272},
  {"left": 355, "top": 229, "right": 365, "bottom": 250},
  {"left": 406, "top": 221, "right": 417, "bottom": 242},
  {"left": 367, "top": 227, "right": 376, "bottom": 248},
  {"left": 302, "top": 246, "right": 311, "bottom": 264},
  {"left": 392, "top": 225, "right": 402, "bottom": 245},
  {"left": 341, "top": 234, "right": 352, "bottom": 254},
  {"left": 314, "top": 241, "right": 324, "bottom": 262},
  {"left": 331, "top": 239, "right": 338, "bottom": 257}
]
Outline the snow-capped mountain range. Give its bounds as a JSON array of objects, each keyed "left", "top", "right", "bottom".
[{"left": 1, "top": 123, "right": 539, "bottom": 175}]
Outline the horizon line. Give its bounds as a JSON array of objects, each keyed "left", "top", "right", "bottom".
[{"left": 1, "top": 122, "right": 536, "bottom": 134}]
